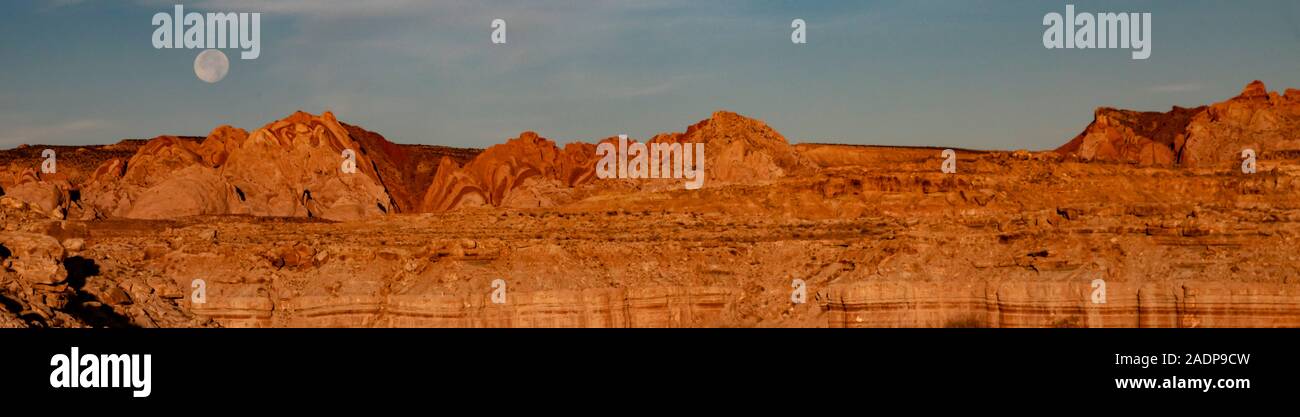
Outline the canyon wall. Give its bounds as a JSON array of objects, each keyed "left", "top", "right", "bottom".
[
  {"left": 3, "top": 84, "right": 1300, "bottom": 327},
  {"left": 820, "top": 281, "right": 1300, "bottom": 328}
]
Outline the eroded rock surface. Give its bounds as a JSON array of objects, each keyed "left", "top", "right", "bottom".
[
  {"left": 1058, "top": 80, "right": 1300, "bottom": 168},
  {"left": 0, "top": 200, "right": 211, "bottom": 328},
  {"left": 80, "top": 112, "right": 403, "bottom": 221},
  {"left": 1, "top": 88, "right": 1298, "bottom": 327}
]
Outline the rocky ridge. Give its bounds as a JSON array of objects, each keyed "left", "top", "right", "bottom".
[
  {"left": 1057, "top": 81, "right": 1300, "bottom": 167},
  {"left": 1, "top": 83, "right": 1299, "bottom": 327}
]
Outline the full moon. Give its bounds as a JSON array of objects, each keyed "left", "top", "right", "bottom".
[{"left": 194, "top": 49, "right": 229, "bottom": 83}]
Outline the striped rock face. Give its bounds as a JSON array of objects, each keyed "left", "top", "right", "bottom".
[
  {"left": 2, "top": 99, "right": 1300, "bottom": 328},
  {"left": 78, "top": 112, "right": 407, "bottom": 221}
]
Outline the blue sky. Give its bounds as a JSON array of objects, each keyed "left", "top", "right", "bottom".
[{"left": 2, "top": 0, "right": 1299, "bottom": 150}]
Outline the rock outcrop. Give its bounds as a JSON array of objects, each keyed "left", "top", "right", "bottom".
[
  {"left": 2, "top": 91, "right": 1299, "bottom": 328},
  {"left": 419, "top": 110, "right": 812, "bottom": 211},
  {"left": 10, "top": 110, "right": 810, "bottom": 217},
  {"left": 0, "top": 199, "right": 210, "bottom": 328},
  {"left": 83, "top": 112, "right": 402, "bottom": 221},
  {"left": 1058, "top": 81, "right": 1300, "bottom": 168},
  {"left": 1056, "top": 106, "right": 1203, "bottom": 166},
  {"left": 2, "top": 169, "right": 73, "bottom": 220},
  {"left": 649, "top": 110, "right": 812, "bottom": 183},
  {"left": 0, "top": 232, "right": 68, "bottom": 286},
  {"left": 419, "top": 132, "right": 601, "bottom": 211}
]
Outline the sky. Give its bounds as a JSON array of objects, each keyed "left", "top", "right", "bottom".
[{"left": 2, "top": 0, "right": 1300, "bottom": 150}]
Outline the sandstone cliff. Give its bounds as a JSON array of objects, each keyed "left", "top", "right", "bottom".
[
  {"left": 81, "top": 112, "right": 406, "bottom": 221},
  {"left": 418, "top": 110, "right": 813, "bottom": 211},
  {"left": 10, "top": 110, "right": 809, "bottom": 218},
  {"left": 1, "top": 89, "right": 1298, "bottom": 328},
  {"left": 648, "top": 110, "right": 813, "bottom": 183},
  {"left": 1058, "top": 81, "right": 1300, "bottom": 168},
  {"left": 418, "top": 132, "right": 601, "bottom": 212}
]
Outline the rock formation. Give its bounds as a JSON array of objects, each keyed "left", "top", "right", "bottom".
[
  {"left": 0, "top": 198, "right": 210, "bottom": 328},
  {"left": 2, "top": 169, "right": 73, "bottom": 220},
  {"left": 649, "top": 110, "right": 813, "bottom": 183},
  {"left": 1058, "top": 80, "right": 1300, "bottom": 167},
  {"left": 418, "top": 110, "right": 812, "bottom": 211},
  {"left": 418, "top": 131, "right": 601, "bottom": 212},
  {"left": 7, "top": 109, "right": 813, "bottom": 218},
  {"left": 81, "top": 112, "right": 409, "bottom": 221},
  {"left": 1, "top": 88, "right": 1299, "bottom": 328}
]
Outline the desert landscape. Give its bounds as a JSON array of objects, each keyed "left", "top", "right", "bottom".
[{"left": 1, "top": 80, "right": 1299, "bottom": 328}]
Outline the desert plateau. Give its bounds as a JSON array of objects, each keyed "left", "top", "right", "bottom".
[{"left": 2, "top": 81, "right": 1299, "bottom": 328}]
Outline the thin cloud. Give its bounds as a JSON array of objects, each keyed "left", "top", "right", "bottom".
[
  {"left": 0, "top": 118, "right": 112, "bottom": 148},
  {"left": 186, "top": 0, "right": 429, "bottom": 18},
  {"left": 41, "top": 0, "right": 88, "bottom": 9},
  {"left": 1148, "top": 83, "right": 1203, "bottom": 93},
  {"left": 610, "top": 75, "right": 697, "bottom": 98},
  {"left": 177, "top": 0, "right": 694, "bottom": 20}
]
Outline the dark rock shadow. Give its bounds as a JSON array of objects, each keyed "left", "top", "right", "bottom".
[
  {"left": 1, "top": 243, "right": 45, "bottom": 326},
  {"left": 63, "top": 256, "right": 136, "bottom": 328},
  {"left": 0, "top": 293, "right": 47, "bottom": 327}
]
